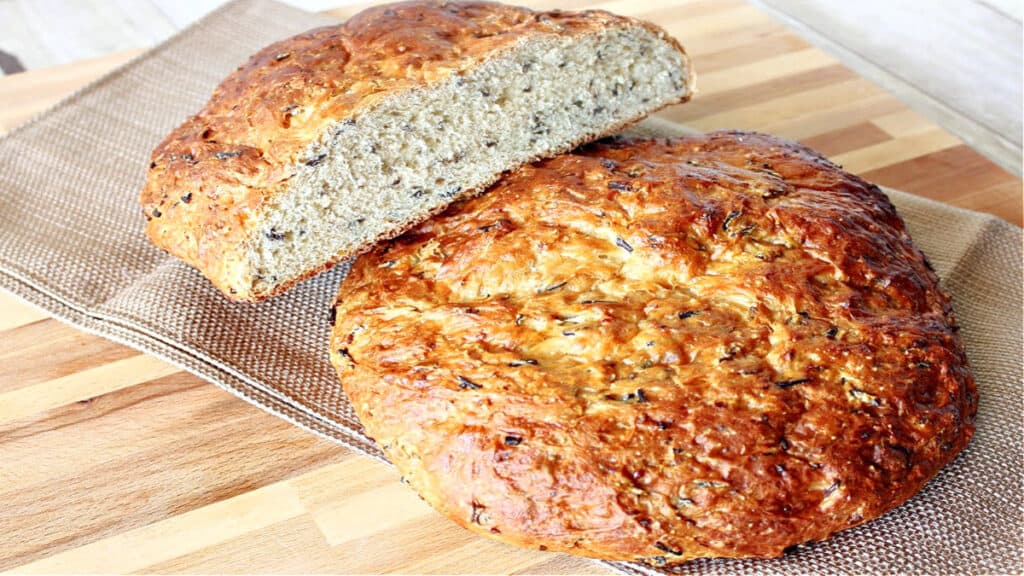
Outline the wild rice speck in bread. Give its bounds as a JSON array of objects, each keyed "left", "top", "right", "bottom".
[{"left": 141, "top": 1, "right": 693, "bottom": 301}]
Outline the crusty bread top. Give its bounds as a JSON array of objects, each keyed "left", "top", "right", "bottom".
[
  {"left": 140, "top": 1, "right": 687, "bottom": 295},
  {"left": 331, "top": 131, "right": 976, "bottom": 563}
]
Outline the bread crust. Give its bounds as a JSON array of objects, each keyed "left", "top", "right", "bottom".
[
  {"left": 330, "top": 131, "right": 977, "bottom": 564},
  {"left": 140, "top": 1, "right": 692, "bottom": 301}
]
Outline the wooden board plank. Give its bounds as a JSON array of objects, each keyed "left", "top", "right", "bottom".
[
  {"left": 0, "top": 1, "right": 1020, "bottom": 574},
  {"left": 0, "top": 292, "right": 49, "bottom": 332},
  {"left": 753, "top": 0, "right": 1023, "bottom": 176}
]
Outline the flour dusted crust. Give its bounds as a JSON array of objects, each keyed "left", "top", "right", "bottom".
[
  {"left": 140, "top": 1, "right": 691, "bottom": 300},
  {"left": 330, "top": 131, "right": 977, "bottom": 563}
]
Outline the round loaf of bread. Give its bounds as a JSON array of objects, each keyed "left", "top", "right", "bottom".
[{"left": 330, "top": 131, "right": 976, "bottom": 564}]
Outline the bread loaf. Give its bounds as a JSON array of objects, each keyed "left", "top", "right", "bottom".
[
  {"left": 141, "top": 1, "right": 693, "bottom": 301},
  {"left": 330, "top": 131, "right": 976, "bottom": 564}
]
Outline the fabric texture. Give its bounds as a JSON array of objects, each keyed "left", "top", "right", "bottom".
[{"left": 0, "top": 0, "right": 1019, "bottom": 573}]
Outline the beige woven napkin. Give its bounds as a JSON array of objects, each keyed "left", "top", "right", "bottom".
[{"left": 0, "top": 0, "right": 1020, "bottom": 573}]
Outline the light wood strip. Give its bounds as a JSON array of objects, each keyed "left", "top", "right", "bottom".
[
  {"left": 0, "top": 317, "right": 138, "bottom": 393},
  {"left": 0, "top": 293, "right": 49, "bottom": 332},
  {"left": 0, "top": 354, "right": 179, "bottom": 424},
  {"left": 686, "top": 77, "right": 879, "bottom": 129},
  {"left": 871, "top": 108, "right": 939, "bottom": 138},
  {"left": 696, "top": 48, "right": 835, "bottom": 94},
  {"left": 311, "top": 483, "right": 434, "bottom": 546},
  {"left": 329, "top": 513, "right": 563, "bottom": 574},
  {"left": 630, "top": 0, "right": 749, "bottom": 23},
  {"left": 638, "top": 5, "right": 766, "bottom": 38},
  {"left": 695, "top": 28, "right": 810, "bottom": 73},
  {"left": 662, "top": 64, "right": 855, "bottom": 123},
  {"left": 289, "top": 458, "right": 600, "bottom": 573},
  {"left": 832, "top": 129, "right": 962, "bottom": 174},
  {"left": 141, "top": 515, "right": 345, "bottom": 574},
  {"left": 759, "top": 93, "right": 905, "bottom": 141},
  {"left": 684, "top": 20, "right": 790, "bottom": 58},
  {"left": 0, "top": 376, "right": 348, "bottom": 568},
  {"left": 601, "top": 0, "right": 754, "bottom": 24},
  {"left": 11, "top": 480, "right": 307, "bottom": 574},
  {"left": 389, "top": 536, "right": 559, "bottom": 574},
  {"left": 514, "top": 554, "right": 615, "bottom": 575}
]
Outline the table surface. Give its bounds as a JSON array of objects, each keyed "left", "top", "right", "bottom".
[{"left": 1, "top": 0, "right": 1021, "bottom": 573}]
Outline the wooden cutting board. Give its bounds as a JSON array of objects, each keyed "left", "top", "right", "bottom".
[{"left": 1, "top": 0, "right": 1020, "bottom": 573}]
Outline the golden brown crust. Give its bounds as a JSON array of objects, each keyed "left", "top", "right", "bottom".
[
  {"left": 139, "top": 1, "right": 691, "bottom": 301},
  {"left": 330, "top": 131, "right": 977, "bottom": 564}
]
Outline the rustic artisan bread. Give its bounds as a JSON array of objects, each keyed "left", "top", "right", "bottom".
[
  {"left": 330, "top": 131, "right": 977, "bottom": 564},
  {"left": 141, "top": 1, "right": 693, "bottom": 301}
]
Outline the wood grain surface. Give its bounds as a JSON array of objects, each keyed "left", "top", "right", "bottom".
[
  {"left": 1, "top": 0, "right": 1021, "bottom": 573},
  {"left": 752, "top": 0, "right": 1023, "bottom": 176}
]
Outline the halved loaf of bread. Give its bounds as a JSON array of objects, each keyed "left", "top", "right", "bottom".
[{"left": 141, "top": 1, "right": 693, "bottom": 301}]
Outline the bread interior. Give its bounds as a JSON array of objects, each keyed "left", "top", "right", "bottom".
[{"left": 250, "top": 25, "right": 690, "bottom": 296}]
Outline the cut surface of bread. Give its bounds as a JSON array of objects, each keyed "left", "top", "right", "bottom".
[
  {"left": 141, "top": 1, "right": 693, "bottom": 301},
  {"left": 331, "top": 131, "right": 976, "bottom": 564}
]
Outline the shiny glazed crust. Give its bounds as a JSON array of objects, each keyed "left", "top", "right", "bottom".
[
  {"left": 139, "top": 1, "right": 690, "bottom": 301},
  {"left": 330, "top": 131, "right": 977, "bottom": 564}
]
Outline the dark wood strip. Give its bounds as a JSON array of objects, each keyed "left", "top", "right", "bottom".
[
  {"left": 862, "top": 144, "right": 1020, "bottom": 224},
  {"left": 800, "top": 122, "right": 892, "bottom": 157}
]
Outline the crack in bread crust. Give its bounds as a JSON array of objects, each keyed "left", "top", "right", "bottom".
[{"left": 330, "top": 131, "right": 976, "bottom": 564}]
